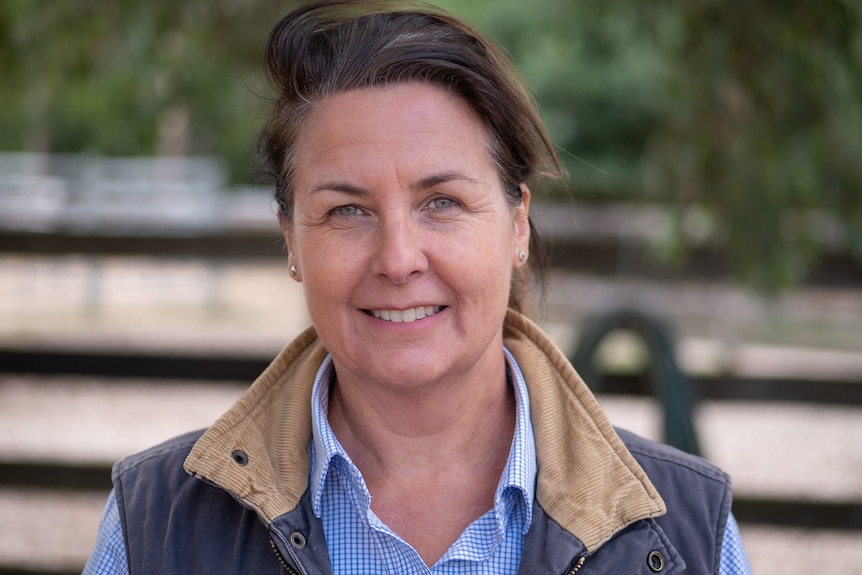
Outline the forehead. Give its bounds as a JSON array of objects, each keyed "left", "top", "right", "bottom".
[{"left": 292, "top": 82, "right": 496, "bottom": 178}]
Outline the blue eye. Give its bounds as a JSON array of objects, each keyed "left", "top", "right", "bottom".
[{"left": 332, "top": 205, "right": 364, "bottom": 216}]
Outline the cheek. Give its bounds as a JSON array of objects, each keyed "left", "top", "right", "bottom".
[
  {"left": 303, "top": 263, "right": 351, "bottom": 301},
  {"left": 299, "top": 248, "right": 368, "bottom": 329},
  {"left": 447, "top": 230, "right": 514, "bottom": 296},
  {"left": 295, "top": 227, "right": 353, "bottom": 276},
  {"left": 302, "top": 277, "right": 351, "bottom": 342}
]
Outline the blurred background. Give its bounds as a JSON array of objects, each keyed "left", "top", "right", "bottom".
[{"left": 1, "top": 0, "right": 861, "bottom": 573}]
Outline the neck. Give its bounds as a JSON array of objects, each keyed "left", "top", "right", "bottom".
[{"left": 327, "top": 349, "right": 515, "bottom": 480}]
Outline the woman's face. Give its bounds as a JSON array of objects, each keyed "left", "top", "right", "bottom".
[{"left": 285, "top": 82, "right": 530, "bottom": 390}]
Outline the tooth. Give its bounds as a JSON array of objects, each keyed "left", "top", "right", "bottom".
[{"left": 373, "top": 306, "right": 442, "bottom": 322}]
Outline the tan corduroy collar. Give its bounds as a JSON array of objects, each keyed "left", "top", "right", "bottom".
[{"left": 184, "top": 309, "right": 665, "bottom": 553}]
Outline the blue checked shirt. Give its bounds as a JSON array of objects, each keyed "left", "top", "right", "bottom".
[
  {"left": 309, "top": 350, "right": 535, "bottom": 574},
  {"left": 83, "top": 348, "right": 752, "bottom": 575}
]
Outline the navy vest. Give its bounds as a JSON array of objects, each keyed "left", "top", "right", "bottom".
[{"left": 114, "top": 428, "right": 730, "bottom": 574}]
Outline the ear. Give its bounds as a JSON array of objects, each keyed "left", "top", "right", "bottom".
[{"left": 513, "top": 183, "right": 531, "bottom": 267}]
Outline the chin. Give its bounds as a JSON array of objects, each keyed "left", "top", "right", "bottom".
[{"left": 353, "top": 350, "right": 455, "bottom": 387}]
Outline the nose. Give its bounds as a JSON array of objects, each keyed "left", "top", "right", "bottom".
[{"left": 369, "top": 211, "right": 429, "bottom": 283}]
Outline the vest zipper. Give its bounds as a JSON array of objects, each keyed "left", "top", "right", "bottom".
[
  {"left": 566, "top": 556, "right": 586, "bottom": 574},
  {"left": 269, "top": 537, "right": 300, "bottom": 575}
]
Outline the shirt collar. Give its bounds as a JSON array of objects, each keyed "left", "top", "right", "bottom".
[
  {"left": 310, "top": 354, "right": 356, "bottom": 516},
  {"left": 309, "top": 349, "right": 536, "bottom": 531},
  {"left": 500, "top": 346, "right": 537, "bottom": 533}
]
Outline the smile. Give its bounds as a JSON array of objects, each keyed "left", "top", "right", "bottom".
[{"left": 367, "top": 305, "right": 443, "bottom": 323}]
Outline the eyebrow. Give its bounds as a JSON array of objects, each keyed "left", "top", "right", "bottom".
[
  {"left": 310, "top": 171, "right": 485, "bottom": 196},
  {"left": 413, "top": 171, "right": 485, "bottom": 190},
  {"left": 310, "top": 181, "right": 369, "bottom": 196}
]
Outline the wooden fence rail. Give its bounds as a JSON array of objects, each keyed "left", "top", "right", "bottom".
[
  {"left": 3, "top": 228, "right": 862, "bottom": 286},
  {"left": 3, "top": 347, "right": 861, "bottom": 407},
  {"left": 2, "top": 346, "right": 861, "bottom": 533}
]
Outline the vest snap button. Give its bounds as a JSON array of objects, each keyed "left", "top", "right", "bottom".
[
  {"left": 290, "top": 531, "right": 307, "bottom": 549},
  {"left": 231, "top": 450, "right": 249, "bottom": 466},
  {"left": 648, "top": 550, "right": 665, "bottom": 572}
]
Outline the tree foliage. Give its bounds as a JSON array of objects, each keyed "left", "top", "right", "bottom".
[
  {"left": 440, "top": 0, "right": 862, "bottom": 291},
  {"left": 0, "top": 0, "right": 300, "bottom": 181},
  {"left": 2, "top": 0, "right": 861, "bottom": 291},
  {"left": 643, "top": 0, "right": 862, "bottom": 290}
]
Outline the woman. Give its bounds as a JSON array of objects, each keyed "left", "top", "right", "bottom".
[{"left": 85, "top": 2, "right": 752, "bottom": 573}]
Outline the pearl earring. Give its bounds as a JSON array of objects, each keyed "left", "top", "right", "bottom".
[
  {"left": 290, "top": 265, "right": 297, "bottom": 277},
  {"left": 518, "top": 251, "right": 526, "bottom": 263}
]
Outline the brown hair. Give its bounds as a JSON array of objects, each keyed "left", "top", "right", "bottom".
[{"left": 258, "top": 0, "right": 563, "bottom": 313}]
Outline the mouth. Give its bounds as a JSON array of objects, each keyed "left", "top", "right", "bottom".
[{"left": 364, "top": 305, "right": 444, "bottom": 323}]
